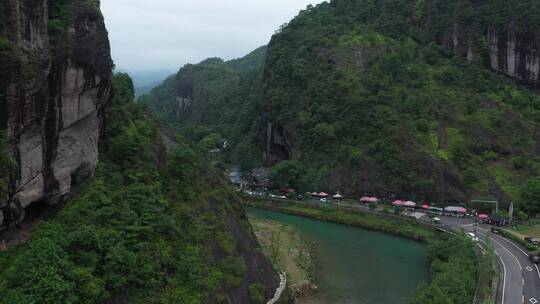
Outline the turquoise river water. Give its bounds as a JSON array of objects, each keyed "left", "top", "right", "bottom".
[{"left": 246, "top": 207, "right": 430, "bottom": 304}]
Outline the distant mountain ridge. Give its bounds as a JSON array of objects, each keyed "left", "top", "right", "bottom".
[
  {"left": 140, "top": 46, "right": 267, "bottom": 169},
  {"left": 116, "top": 68, "right": 172, "bottom": 97}
]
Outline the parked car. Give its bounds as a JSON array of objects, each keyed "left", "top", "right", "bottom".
[
  {"left": 432, "top": 217, "right": 441, "bottom": 225},
  {"left": 525, "top": 237, "right": 539, "bottom": 247},
  {"left": 530, "top": 254, "right": 540, "bottom": 264},
  {"left": 320, "top": 198, "right": 327, "bottom": 203},
  {"left": 490, "top": 227, "right": 500, "bottom": 234},
  {"left": 467, "top": 232, "right": 479, "bottom": 242}
]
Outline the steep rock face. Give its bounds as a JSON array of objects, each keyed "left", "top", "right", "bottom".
[
  {"left": 0, "top": 0, "right": 112, "bottom": 228},
  {"left": 487, "top": 28, "right": 539, "bottom": 86},
  {"left": 175, "top": 79, "right": 194, "bottom": 118},
  {"left": 423, "top": 0, "right": 540, "bottom": 88},
  {"left": 440, "top": 24, "right": 539, "bottom": 88},
  {"left": 263, "top": 120, "right": 291, "bottom": 166}
]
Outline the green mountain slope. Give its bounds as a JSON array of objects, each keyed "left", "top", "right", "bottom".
[
  {"left": 260, "top": 0, "right": 540, "bottom": 206},
  {"left": 140, "top": 46, "right": 267, "bottom": 170},
  {"left": 138, "top": 0, "right": 540, "bottom": 210},
  {"left": 0, "top": 74, "right": 280, "bottom": 304}
]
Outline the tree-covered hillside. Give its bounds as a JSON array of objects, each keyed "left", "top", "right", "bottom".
[
  {"left": 0, "top": 74, "right": 279, "bottom": 304},
  {"left": 260, "top": 0, "right": 540, "bottom": 208},
  {"left": 140, "top": 0, "right": 540, "bottom": 212},
  {"left": 140, "top": 46, "right": 267, "bottom": 170}
]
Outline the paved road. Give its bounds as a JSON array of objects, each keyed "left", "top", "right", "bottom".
[{"left": 439, "top": 216, "right": 540, "bottom": 304}]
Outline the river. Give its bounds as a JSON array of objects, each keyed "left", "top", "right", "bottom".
[{"left": 246, "top": 207, "right": 430, "bottom": 304}]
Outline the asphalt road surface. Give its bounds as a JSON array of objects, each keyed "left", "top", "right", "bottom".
[{"left": 439, "top": 216, "right": 540, "bottom": 304}]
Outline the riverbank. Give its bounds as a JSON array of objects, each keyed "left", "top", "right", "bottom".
[
  {"left": 243, "top": 195, "right": 437, "bottom": 242},
  {"left": 249, "top": 218, "right": 317, "bottom": 300},
  {"left": 247, "top": 207, "right": 429, "bottom": 304}
]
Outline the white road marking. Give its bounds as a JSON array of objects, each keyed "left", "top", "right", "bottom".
[
  {"left": 526, "top": 266, "right": 534, "bottom": 272},
  {"left": 530, "top": 297, "right": 538, "bottom": 304},
  {"left": 461, "top": 225, "right": 523, "bottom": 271},
  {"left": 536, "top": 264, "right": 540, "bottom": 281},
  {"left": 496, "top": 251, "right": 507, "bottom": 304},
  {"left": 492, "top": 232, "right": 530, "bottom": 257}
]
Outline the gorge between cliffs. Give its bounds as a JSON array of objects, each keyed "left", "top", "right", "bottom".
[{"left": 2, "top": 0, "right": 540, "bottom": 304}]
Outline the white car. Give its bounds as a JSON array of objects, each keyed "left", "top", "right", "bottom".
[
  {"left": 320, "top": 198, "right": 327, "bottom": 203},
  {"left": 467, "top": 232, "right": 479, "bottom": 242}
]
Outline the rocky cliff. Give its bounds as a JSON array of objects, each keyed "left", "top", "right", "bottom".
[
  {"left": 422, "top": 0, "right": 540, "bottom": 88},
  {"left": 0, "top": 0, "right": 112, "bottom": 228}
]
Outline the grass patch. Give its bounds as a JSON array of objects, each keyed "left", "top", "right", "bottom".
[
  {"left": 243, "top": 196, "right": 436, "bottom": 242},
  {"left": 249, "top": 218, "right": 314, "bottom": 285}
]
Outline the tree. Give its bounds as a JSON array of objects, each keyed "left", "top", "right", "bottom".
[
  {"left": 521, "top": 177, "right": 540, "bottom": 215},
  {"left": 270, "top": 160, "right": 305, "bottom": 191}
]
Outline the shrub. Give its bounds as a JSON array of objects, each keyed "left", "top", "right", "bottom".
[{"left": 249, "top": 283, "right": 266, "bottom": 304}]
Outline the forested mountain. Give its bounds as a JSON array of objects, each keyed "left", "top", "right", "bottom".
[
  {"left": 260, "top": 0, "right": 540, "bottom": 208},
  {"left": 139, "top": 0, "right": 540, "bottom": 210},
  {"left": 140, "top": 46, "right": 267, "bottom": 170}
]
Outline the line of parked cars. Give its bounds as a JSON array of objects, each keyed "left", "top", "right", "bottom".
[
  {"left": 525, "top": 237, "right": 539, "bottom": 247},
  {"left": 524, "top": 237, "right": 540, "bottom": 264}
]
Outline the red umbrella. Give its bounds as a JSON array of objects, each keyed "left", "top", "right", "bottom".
[
  {"left": 392, "top": 200, "right": 404, "bottom": 206},
  {"left": 421, "top": 204, "right": 430, "bottom": 209},
  {"left": 478, "top": 214, "right": 489, "bottom": 220},
  {"left": 318, "top": 192, "right": 329, "bottom": 197}
]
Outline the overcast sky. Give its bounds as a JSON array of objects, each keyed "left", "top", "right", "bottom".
[{"left": 101, "top": 0, "right": 323, "bottom": 72}]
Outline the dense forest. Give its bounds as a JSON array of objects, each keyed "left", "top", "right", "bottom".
[
  {"left": 143, "top": 0, "right": 540, "bottom": 213},
  {"left": 260, "top": 0, "right": 540, "bottom": 208},
  {"left": 140, "top": 46, "right": 267, "bottom": 171},
  {"left": 0, "top": 74, "right": 279, "bottom": 304}
]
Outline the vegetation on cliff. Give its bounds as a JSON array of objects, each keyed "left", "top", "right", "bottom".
[{"left": 0, "top": 74, "right": 278, "bottom": 304}]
